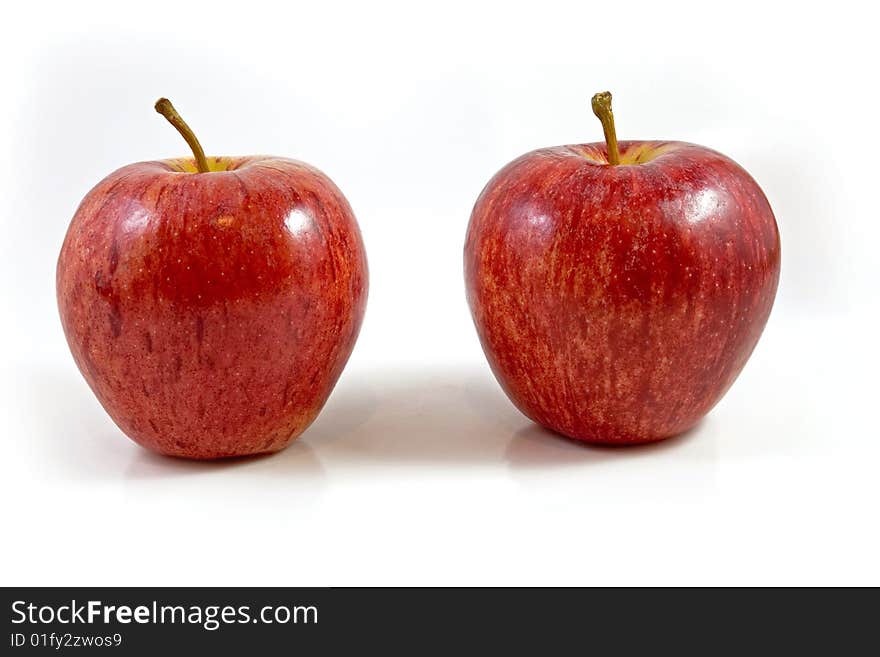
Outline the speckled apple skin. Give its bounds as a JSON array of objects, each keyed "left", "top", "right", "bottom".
[
  {"left": 465, "top": 141, "right": 780, "bottom": 444},
  {"left": 57, "top": 156, "right": 368, "bottom": 459}
]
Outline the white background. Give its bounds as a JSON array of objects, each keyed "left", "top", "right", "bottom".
[{"left": 1, "top": 0, "right": 877, "bottom": 585}]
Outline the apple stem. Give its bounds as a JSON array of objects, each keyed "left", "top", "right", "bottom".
[
  {"left": 154, "top": 98, "right": 210, "bottom": 173},
  {"left": 591, "top": 91, "right": 621, "bottom": 165}
]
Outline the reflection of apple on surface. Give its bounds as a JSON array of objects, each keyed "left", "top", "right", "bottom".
[
  {"left": 57, "top": 99, "right": 368, "bottom": 459},
  {"left": 465, "top": 92, "right": 780, "bottom": 444}
]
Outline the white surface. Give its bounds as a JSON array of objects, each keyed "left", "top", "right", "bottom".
[{"left": 1, "top": 0, "right": 877, "bottom": 586}]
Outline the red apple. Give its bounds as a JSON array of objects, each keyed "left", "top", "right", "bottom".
[
  {"left": 464, "top": 92, "right": 780, "bottom": 444},
  {"left": 57, "top": 99, "right": 368, "bottom": 459}
]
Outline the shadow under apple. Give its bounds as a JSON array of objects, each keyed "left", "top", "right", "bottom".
[
  {"left": 504, "top": 420, "right": 714, "bottom": 470},
  {"left": 304, "top": 365, "right": 713, "bottom": 471},
  {"left": 24, "top": 360, "right": 712, "bottom": 479},
  {"left": 304, "top": 364, "right": 525, "bottom": 467},
  {"left": 123, "top": 438, "right": 325, "bottom": 482}
]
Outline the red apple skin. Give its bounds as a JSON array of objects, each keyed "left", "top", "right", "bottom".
[
  {"left": 57, "top": 156, "right": 368, "bottom": 459},
  {"left": 464, "top": 141, "right": 780, "bottom": 444}
]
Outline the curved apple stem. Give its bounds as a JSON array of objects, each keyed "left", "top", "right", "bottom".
[
  {"left": 154, "top": 98, "right": 210, "bottom": 173},
  {"left": 591, "top": 91, "right": 620, "bottom": 165}
]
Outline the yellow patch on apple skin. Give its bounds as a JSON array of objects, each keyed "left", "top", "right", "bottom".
[
  {"left": 164, "top": 157, "right": 240, "bottom": 173},
  {"left": 215, "top": 215, "right": 236, "bottom": 228},
  {"left": 575, "top": 142, "right": 677, "bottom": 166},
  {"left": 619, "top": 143, "right": 675, "bottom": 165}
]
